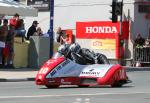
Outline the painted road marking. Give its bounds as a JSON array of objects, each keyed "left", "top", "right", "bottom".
[
  {"left": 76, "top": 98, "right": 82, "bottom": 102},
  {"left": 74, "top": 98, "right": 90, "bottom": 103},
  {"left": 85, "top": 98, "right": 90, "bottom": 101},
  {"left": 85, "top": 98, "right": 90, "bottom": 103},
  {"left": 0, "top": 92, "right": 150, "bottom": 99},
  {"left": 73, "top": 102, "right": 81, "bottom": 103}
]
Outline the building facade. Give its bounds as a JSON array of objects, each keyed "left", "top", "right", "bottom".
[{"left": 24, "top": 0, "right": 150, "bottom": 64}]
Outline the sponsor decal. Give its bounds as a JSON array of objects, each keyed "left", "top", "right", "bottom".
[
  {"left": 81, "top": 71, "right": 101, "bottom": 76},
  {"left": 80, "top": 65, "right": 113, "bottom": 77},
  {"left": 39, "top": 67, "right": 49, "bottom": 74},
  {"left": 120, "top": 69, "right": 125, "bottom": 79},
  {"left": 46, "top": 59, "right": 58, "bottom": 65},
  {"left": 92, "top": 39, "right": 116, "bottom": 50},
  {"left": 48, "top": 79, "right": 55, "bottom": 83},
  {"left": 50, "top": 59, "right": 70, "bottom": 77},
  {"left": 85, "top": 26, "right": 117, "bottom": 34},
  {"left": 62, "top": 59, "right": 70, "bottom": 67},
  {"left": 114, "top": 69, "right": 126, "bottom": 80},
  {"left": 89, "top": 68, "right": 94, "bottom": 72},
  {"left": 46, "top": 60, "right": 53, "bottom": 65},
  {"left": 93, "top": 41, "right": 102, "bottom": 46},
  {"left": 61, "top": 79, "right": 71, "bottom": 84},
  {"left": 76, "top": 21, "right": 120, "bottom": 39},
  {"left": 27, "top": 0, "right": 50, "bottom": 11},
  {"left": 81, "top": 68, "right": 101, "bottom": 77}
]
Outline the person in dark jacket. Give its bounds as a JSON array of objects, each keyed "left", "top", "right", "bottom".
[
  {"left": 26, "top": 20, "right": 39, "bottom": 40},
  {"left": 134, "top": 33, "right": 145, "bottom": 47},
  {"left": 56, "top": 27, "right": 65, "bottom": 44}
]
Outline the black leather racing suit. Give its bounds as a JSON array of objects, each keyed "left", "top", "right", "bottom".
[{"left": 69, "top": 48, "right": 109, "bottom": 65}]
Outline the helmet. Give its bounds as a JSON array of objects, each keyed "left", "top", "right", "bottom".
[
  {"left": 69, "top": 43, "right": 81, "bottom": 53},
  {"left": 58, "top": 44, "right": 70, "bottom": 55}
]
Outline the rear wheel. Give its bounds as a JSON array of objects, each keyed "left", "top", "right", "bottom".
[
  {"left": 78, "top": 85, "right": 89, "bottom": 88},
  {"left": 45, "top": 85, "right": 59, "bottom": 88},
  {"left": 111, "top": 82, "right": 122, "bottom": 87}
]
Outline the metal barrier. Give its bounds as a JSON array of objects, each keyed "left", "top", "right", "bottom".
[{"left": 133, "top": 47, "right": 150, "bottom": 63}]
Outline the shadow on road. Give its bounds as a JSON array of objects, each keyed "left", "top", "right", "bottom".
[{"left": 39, "top": 85, "right": 134, "bottom": 89}]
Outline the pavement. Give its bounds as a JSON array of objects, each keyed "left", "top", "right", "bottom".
[
  {"left": 0, "top": 66, "right": 150, "bottom": 82},
  {"left": 0, "top": 68, "right": 38, "bottom": 82}
]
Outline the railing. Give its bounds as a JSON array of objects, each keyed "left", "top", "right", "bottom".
[{"left": 133, "top": 47, "right": 150, "bottom": 63}]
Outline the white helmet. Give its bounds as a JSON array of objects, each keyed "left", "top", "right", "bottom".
[
  {"left": 58, "top": 44, "right": 70, "bottom": 55},
  {"left": 69, "top": 43, "right": 81, "bottom": 53}
]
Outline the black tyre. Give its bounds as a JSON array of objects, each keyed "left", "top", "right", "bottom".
[
  {"left": 78, "top": 85, "right": 89, "bottom": 88},
  {"left": 45, "top": 85, "right": 59, "bottom": 88},
  {"left": 111, "top": 82, "right": 122, "bottom": 87}
]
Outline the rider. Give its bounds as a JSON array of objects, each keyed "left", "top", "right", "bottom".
[
  {"left": 58, "top": 43, "right": 109, "bottom": 65},
  {"left": 57, "top": 43, "right": 70, "bottom": 57},
  {"left": 57, "top": 43, "right": 86, "bottom": 64},
  {"left": 69, "top": 43, "right": 96, "bottom": 64},
  {"left": 69, "top": 43, "right": 109, "bottom": 64},
  {"left": 57, "top": 43, "right": 79, "bottom": 62}
]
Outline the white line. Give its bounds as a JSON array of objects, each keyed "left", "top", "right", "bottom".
[
  {"left": 85, "top": 98, "right": 90, "bottom": 101},
  {"left": 85, "top": 98, "right": 90, "bottom": 103},
  {"left": 76, "top": 98, "right": 82, "bottom": 102},
  {"left": 73, "top": 102, "right": 81, "bottom": 103},
  {"left": 0, "top": 92, "right": 150, "bottom": 99}
]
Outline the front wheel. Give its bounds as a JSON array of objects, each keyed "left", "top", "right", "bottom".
[
  {"left": 78, "top": 85, "right": 89, "bottom": 88},
  {"left": 45, "top": 85, "right": 59, "bottom": 88}
]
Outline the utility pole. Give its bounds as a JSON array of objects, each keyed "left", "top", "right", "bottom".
[
  {"left": 49, "top": 0, "right": 54, "bottom": 58},
  {"left": 119, "top": 0, "right": 123, "bottom": 65},
  {"left": 110, "top": 0, "right": 124, "bottom": 64},
  {"left": 120, "top": 0, "right": 123, "bottom": 36}
]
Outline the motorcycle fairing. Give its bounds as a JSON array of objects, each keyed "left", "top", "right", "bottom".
[{"left": 46, "top": 59, "right": 113, "bottom": 78}]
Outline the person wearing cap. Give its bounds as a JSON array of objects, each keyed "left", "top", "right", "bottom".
[{"left": 26, "top": 20, "right": 39, "bottom": 40}]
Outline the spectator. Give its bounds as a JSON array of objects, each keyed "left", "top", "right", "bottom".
[
  {"left": 5, "top": 25, "right": 16, "bottom": 67},
  {"left": 134, "top": 33, "right": 145, "bottom": 67},
  {"left": 42, "top": 30, "right": 50, "bottom": 37},
  {"left": 33, "top": 27, "right": 43, "bottom": 36},
  {"left": 26, "top": 20, "right": 39, "bottom": 40},
  {"left": 0, "top": 19, "right": 9, "bottom": 66},
  {"left": 15, "top": 19, "right": 26, "bottom": 37},
  {"left": 134, "top": 33, "right": 145, "bottom": 47},
  {"left": 15, "top": 19, "right": 26, "bottom": 42},
  {"left": 9, "top": 13, "right": 19, "bottom": 29},
  {"left": 2, "top": 19, "right": 9, "bottom": 31},
  {"left": 144, "top": 38, "right": 150, "bottom": 47},
  {"left": 61, "top": 33, "right": 72, "bottom": 44},
  {"left": 56, "top": 27, "right": 64, "bottom": 44}
]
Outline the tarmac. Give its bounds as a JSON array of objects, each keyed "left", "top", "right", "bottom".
[{"left": 0, "top": 66, "right": 150, "bottom": 82}]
